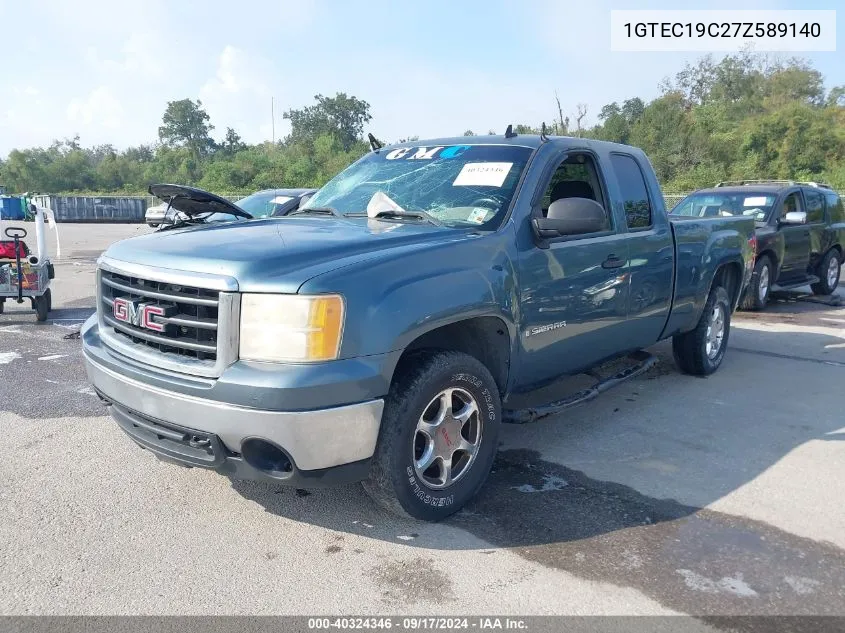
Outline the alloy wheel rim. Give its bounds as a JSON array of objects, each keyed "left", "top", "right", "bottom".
[
  {"left": 413, "top": 387, "right": 482, "bottom": 490},
  {"left": 705, "top": 304, "right": 725, "bottom": 360},
  {"left": 758, "top": 265, "right": 770, "bottom": 302},
  {"left": 827, "top": 256, "right": 840, "bottom": 288}
]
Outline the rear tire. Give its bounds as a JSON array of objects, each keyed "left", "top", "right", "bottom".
[
  {"left": 741, "top": 256, "right": 772, "bottom": 311},
  {"left": 673, "top": 285, "right": 731, "bottom": 376},
  {"left": 35, "top": 289, "right": 50, "bottom": 322},
  {"left": 810, "top": 249, "right": 841, "bottom": 295},
  {"left": 363, "top": 351, "right": 501, "bottom": 521}
]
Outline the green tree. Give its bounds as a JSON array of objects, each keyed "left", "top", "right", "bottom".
[
  {"left": 158, "top": 99, "right": 215, "bottom": 161},
  {"left": 219, "top": 127, "right": 246, "bottom": 156},
  {"left": 283, "top": 93, "right": 372, "bottom": 151}
]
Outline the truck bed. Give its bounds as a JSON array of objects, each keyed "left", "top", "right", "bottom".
[{"left": 662, "top": 214, "right": 756, "bottom": 338}]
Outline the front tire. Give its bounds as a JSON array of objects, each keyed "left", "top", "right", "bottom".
[
  {"left": 363, "top": 351, "right": 501, "bottom": 521},
  {"left": 673, "top": 285, "right": 731, "bottom": 376},
  {"left": 741, "top": 256, "right": 772, "bottom": 311},
  {"left": 810, "top": 249, "right": 841, "bottom": 296}
]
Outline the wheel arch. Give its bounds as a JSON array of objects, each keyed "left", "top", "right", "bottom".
[
  {"left": 394, "top": 316, "right": 512, "bottom": 396},
  {"left": 710, "top": 258, "right": 744, "bottom": 311},
  {"left": 756, "top": 249, "right": 779, "bottom": 279}
]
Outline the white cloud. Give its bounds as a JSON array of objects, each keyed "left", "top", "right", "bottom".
[
  {"left": 203, "top": 45, "right": 270, "bottom": 96},
  {"left": 200, "top": 46, "right": 276, "bottom": 143},
  {"left": 67, "top": 87, "right": 124, "bottom": 128},
  {"left": 11, "top": 85, "right": 40, "bottom": 97},
  {"left": 85, "top": 32, "right": 166, "bottom": 79}
]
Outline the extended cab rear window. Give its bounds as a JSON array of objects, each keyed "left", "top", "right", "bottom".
[
  {"left": 610, "top": 154, "right": 652, "bottom": 229},
  {"left": 301, "top": 144, "right": 533, "bottom": 229}
]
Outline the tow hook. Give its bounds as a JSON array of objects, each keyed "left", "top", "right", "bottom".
[{"left": 189, "top": 436, "right": 211, "bottom": 449}]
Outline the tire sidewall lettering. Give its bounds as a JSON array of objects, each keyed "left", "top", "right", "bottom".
[{"left": 451, "top": 373, "right": 497, "bottom": 422}]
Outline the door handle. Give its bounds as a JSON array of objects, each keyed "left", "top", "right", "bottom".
[
  {"left": 804, "top": 231, "right": 810, "bottom": 236},
  {"left": 602, "top": 255, "right": 625, "bottom": 269}
]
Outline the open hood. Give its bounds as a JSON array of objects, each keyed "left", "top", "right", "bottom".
[{"left": 148, "top": 184, "right": 253, "bottom": 219}]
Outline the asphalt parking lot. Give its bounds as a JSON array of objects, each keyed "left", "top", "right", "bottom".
[{"left": 1, "top": 224, "right": 844, "bottom": 617}]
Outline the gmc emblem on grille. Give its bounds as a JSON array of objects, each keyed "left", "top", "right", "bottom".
[{"left": 113, "top": 298, "right": 174, "bottom": 333}]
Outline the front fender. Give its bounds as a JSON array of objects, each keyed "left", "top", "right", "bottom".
[{"left": 298, "top": 233, "right": 519, "bottom": 360}]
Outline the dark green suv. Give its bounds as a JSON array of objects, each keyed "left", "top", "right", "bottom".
[{"left": 671, "top": 181, "right": 844, "bottom": 310}]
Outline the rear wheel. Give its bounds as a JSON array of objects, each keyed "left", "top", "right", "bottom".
[
  {"left": 741, "top": 256, "right": 771, "bottom": 311},
  {"left": 363, "top": 351, "right": 501, "bottom": 521},
  {"left": 673, "top": 285, "right": 731, "bottom": 376},
  {"left": 810, "top": 249, "right": 841, "bottom": 295}
]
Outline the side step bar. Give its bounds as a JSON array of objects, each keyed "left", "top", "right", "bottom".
[
  {"left": 503, "top": 350, "right": 657, "bottom": 424},
  {"left": 772, "top": 276, "right": 820, "bottom": 292}
]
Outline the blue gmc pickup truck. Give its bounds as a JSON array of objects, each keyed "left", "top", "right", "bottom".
[{"left": 82, "top": 133, "right": 755, "bottom": 520}]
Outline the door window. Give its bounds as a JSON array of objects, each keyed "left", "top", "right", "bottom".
[
  {"left": 781, "top": 192, "right": 804, "bottom": 218},
  {"left": 540, "top": 153, "right": 612, "bottom": 233}
]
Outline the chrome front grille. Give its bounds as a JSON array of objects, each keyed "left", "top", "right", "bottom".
[
  {"left": 100, "top": 270, "right": 220, "bottom": 361},
  {"left": 96, "top": 256, "right": 239, "bottom": 378}
]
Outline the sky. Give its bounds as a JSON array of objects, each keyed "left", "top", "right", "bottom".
[{"left": 0, "top": 0, "right": 842, "bottom": 156}]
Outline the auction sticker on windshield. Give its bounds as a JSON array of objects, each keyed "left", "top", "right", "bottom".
[
  {"left": 744, "top": 196, "right": 770, "bottom": 206},
  {"left": 453, "top": 162, "right": 513, "bottom": 187}
]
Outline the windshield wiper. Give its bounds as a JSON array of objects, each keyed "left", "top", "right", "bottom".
[
  {"left": 288, "top": 206, "right": 340, "bottom": 217},
  {"left": 367, "top": 209, "right": 442, "bottom": 226}
]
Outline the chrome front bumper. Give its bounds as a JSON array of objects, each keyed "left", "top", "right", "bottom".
[{"left": 83, "top": 324, "right": 384, "bottom": 474}]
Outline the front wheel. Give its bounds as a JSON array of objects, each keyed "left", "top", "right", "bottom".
[
  {"left": 363, "top": 351, "right": 501, "bottom": 521},
  {"left": 810, "top": 249, "right": 841, "bottom": 296},
  {"left": 673, "top": 285, "right": 731, "bottom": 376}
]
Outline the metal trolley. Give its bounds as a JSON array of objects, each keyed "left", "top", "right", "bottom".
[{"left": 0, "top": 210, "right": 55, "bottom": 321}]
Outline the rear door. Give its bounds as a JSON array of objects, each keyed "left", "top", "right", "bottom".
[
  {"left": 801, "top": 187, "right": 828, "bottom": 273},
  {"left": 777, "top": 190, "right": 811, "bottom": 281},
  {"left": 607, "top": 153, "right": 673, "bottom": 350}
]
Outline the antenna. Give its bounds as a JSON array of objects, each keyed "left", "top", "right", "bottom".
[
  {"left": 368, "top": 133, "right": 383, "bottom": 151},
  {"left": 540, "top": 122, "right": 549, "bottom": 142},
  {"left": 504, "top": 124, "right": 516, "bottom": 138}
]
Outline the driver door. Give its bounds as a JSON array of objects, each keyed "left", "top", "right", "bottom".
[{"left": 516, "top": 151, "right": 630, "bottom": 387}]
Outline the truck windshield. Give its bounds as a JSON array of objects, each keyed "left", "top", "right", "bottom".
[
  {"left": 671, "top": 191, "right": 777, "bottom": 221},
  {"left": 301, "top": 144, "right": 534, "bottom": 228}
]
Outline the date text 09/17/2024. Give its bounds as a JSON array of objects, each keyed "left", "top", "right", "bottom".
[{"left": 307, "top": 618, "right": 528, "bottom": 630}]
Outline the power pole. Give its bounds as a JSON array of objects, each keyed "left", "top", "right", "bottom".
[{"left": 271, "top": 97, "right": 275, "bottom": 144}]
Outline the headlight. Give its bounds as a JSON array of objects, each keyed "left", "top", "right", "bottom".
[{"left": 239, "top": 294, "right": 345, "bottom": 362}]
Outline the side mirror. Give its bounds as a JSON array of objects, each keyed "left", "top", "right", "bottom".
[
  {"left": 533, "top": 197, "right": 608, "bottom": 239},
  {"left": 780, "top": 211, "right": 807, "bottom": 225}
]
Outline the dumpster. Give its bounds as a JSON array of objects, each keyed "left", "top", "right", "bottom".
[{"left": 0, "top": 196, "right": 25, "bottom": 220}]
